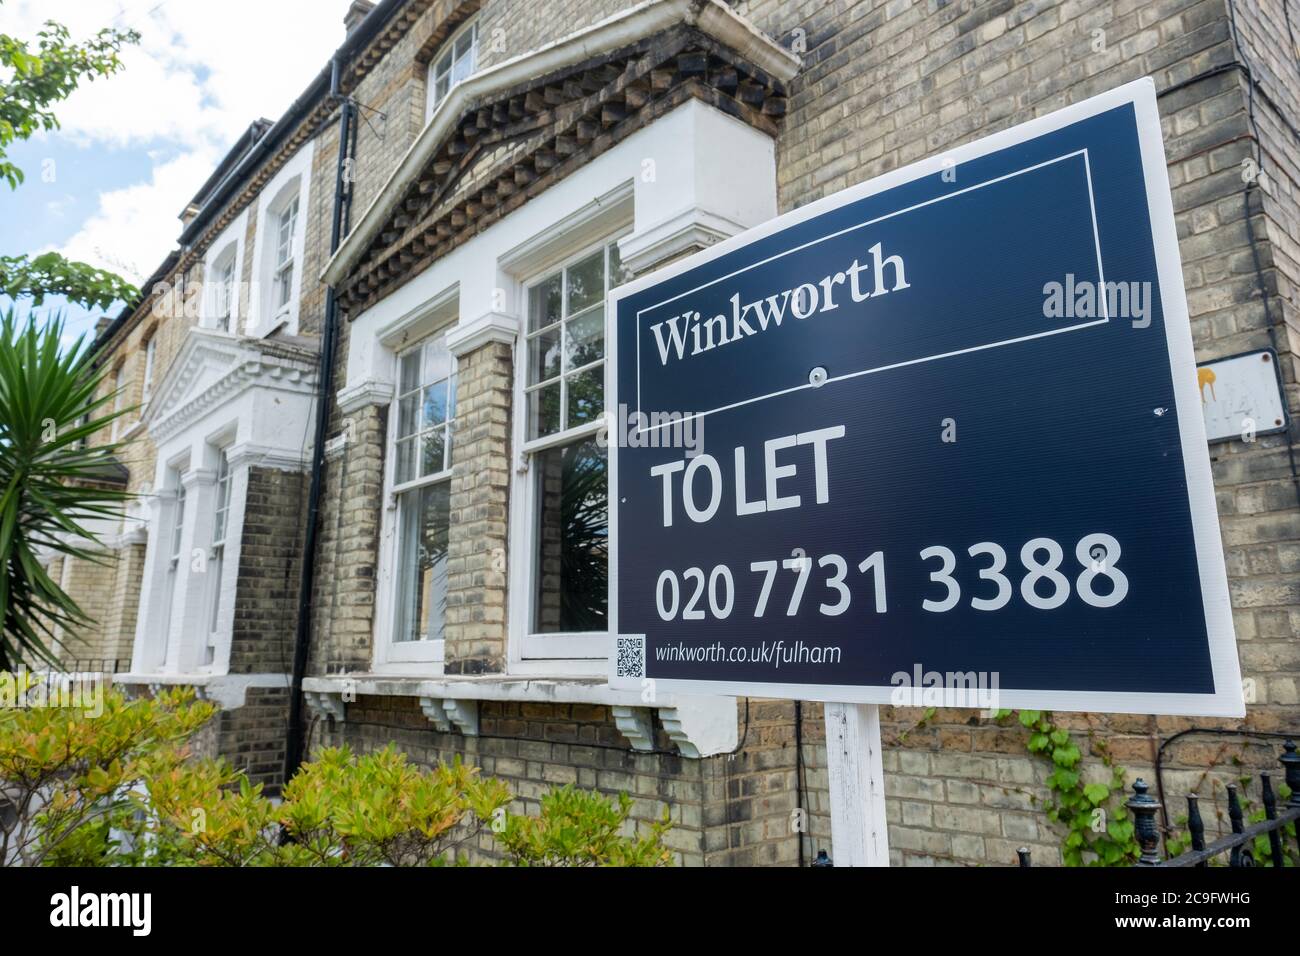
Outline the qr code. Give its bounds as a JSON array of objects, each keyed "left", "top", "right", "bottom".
[{"left": 616, "top": 636, "right": 645, "bottom": 679}]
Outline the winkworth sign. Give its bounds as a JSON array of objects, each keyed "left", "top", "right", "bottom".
[{"left": 608, "top": 79, "right": 1243, "bottom": 716}]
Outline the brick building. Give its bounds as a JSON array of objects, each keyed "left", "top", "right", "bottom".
[{"left": 50, "top": 0, "right": 1300, "bottom": 865}]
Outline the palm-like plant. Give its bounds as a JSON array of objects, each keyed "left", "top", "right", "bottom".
[{"left": 0, "top": 310, "right": 131, "bottom": 670}]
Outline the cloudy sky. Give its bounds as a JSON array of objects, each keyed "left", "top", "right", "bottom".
[{"left": 0, "top": 0, "right": 358, "bottom": 339}]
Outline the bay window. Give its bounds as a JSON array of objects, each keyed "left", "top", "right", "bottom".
[
  {"left": 391, "top": 332, "right": 456, "bottom": 654},
  {"left": 519, "top": 238, "right": 630, "bottom": 656}
]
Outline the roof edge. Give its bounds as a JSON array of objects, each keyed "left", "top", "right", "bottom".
[
  {"left": 322, "top": 0, "right": 799, "bottom": 289},
  {"left": 93, "top": 0, "right": 414, "bottom": 358},
  {"left": 182, "top": 118, "right": 274, "bottom": 217},
  {"left": 178, "top": 0, "right": 409, "bottom": 250}
]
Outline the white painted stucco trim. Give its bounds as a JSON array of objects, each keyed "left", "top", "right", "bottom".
[
  {"left": 248, "top": 138, "right": 315, "bottom": 336},
  {"left": 129, "top": 331, "right": 318, "bottom": 679},
  {"left": 200, "top": 208, "right": 249, "bottom": 332},
  {"left": 342, "top": 98, "right": 776, "bottom": 682},
  {"left": 301, "top": 674, "right": 738, "bottom": 757},
  {"left": 114, "top": 672, "right": 290, "bottom": 710}
]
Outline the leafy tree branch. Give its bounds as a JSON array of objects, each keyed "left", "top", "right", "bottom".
[
  {"left": 0, "top": 253, "right": 138, "bottom": 312},
  {"left": 0, "top": 10, "right": 139, "bottom": 190}
]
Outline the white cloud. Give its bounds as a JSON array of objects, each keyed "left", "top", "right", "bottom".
[
  {"left": 10, "top": 0, "right": 357, "bottom": 280},
  {"left": 58, "top": 148, "right": 221, "bottom": 284},
  {"left": 44, "top": 193, "right": 77, "bottom": 218}
]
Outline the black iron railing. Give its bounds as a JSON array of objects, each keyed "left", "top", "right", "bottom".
[
  {"left": 1020, "top": 738, "right": 1299, "bottom": 867},
  {"left": 57, "top": 658, "right": 129, "bottom": 675}
]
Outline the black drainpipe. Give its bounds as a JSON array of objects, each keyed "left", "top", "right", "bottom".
[{"left": 285, "top": 54, "right": 357, "bottom": 782}]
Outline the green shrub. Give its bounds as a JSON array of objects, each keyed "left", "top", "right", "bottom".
[
  {"left": 1, "top": 677, "right": 673, "bottom": 867},
  {"left": 0, "top": 678, "right": 216, "bottom": 866},
  {"left": 497, "top": 785, "right": 673, "bottom": 867}
]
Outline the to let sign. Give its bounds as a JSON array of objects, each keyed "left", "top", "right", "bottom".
[{"left": 608, "top": 79, "right": 1243, "bottom": 717}]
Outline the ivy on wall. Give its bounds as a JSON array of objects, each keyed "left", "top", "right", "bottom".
[
  {"left": 1000, "top": 710, "right": 1140, "bottom": 866},
  {"left": 894, "top": 708, "right": 1292, "bottom": 866}
]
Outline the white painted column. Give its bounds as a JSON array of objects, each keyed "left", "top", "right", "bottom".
[
  {"left": 131, "top": 492, "right": 174, "bottom": 673},
  {"left": 207, "top": 455, "right": 253, "bottom": 673},
  {"left": 166, "top": 467, "right": 217, "bottom": 673},
  {"left": 824, "top": 702, "right": 890, "bottom": 866}
]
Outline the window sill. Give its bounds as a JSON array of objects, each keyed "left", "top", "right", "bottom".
[
  {"left": 304, "top": 672, "right": 627, "bottom": 705},
  {"left": 113, "top": 671, "right": 289, "bottom": 710},
  {"left": 300, "top": 673, "right": 738, "bottom": 758}
]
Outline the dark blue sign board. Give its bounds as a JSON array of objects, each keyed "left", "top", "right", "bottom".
[{"left": 608, "top": 80, "right": 1242, "bottom": 716}]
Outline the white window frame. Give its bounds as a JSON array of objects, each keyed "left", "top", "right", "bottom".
[
  {"left": 161, "top": 466, "right": 187, "bottom": 669},
  {"left": 248, "top": 140, "right": 313, "bottom": 336},
  {"left": 425, "top": 15, "right": 478, "bottom": 121},
  {"left": 110, "top": 363, "right": 127, "bottom": 440},
  {"left": 377, "top": 327, "right": 458, "bottom": 667},
  {"left": 141, "top": 334, "right": 157, "bottom": 404},
  {"left": 208, "top": 247, "right": 238, "bottom": 332},
  {"left": 271, "top": 197, "right": 299, "bottom": 321},
  {"left": 201, "top": 210, "right": 247, "bottom": 334},
  {"left": 204, "top": 449, "right": 231, "bottom": 666},
  {"left": 512, "top": 234, "right": 626, "bottom": 661}
]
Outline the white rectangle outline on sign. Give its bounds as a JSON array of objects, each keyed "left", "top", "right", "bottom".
[
  {"left": 632, "top": 148, "right": 1110, "bottom": 429},
  {"left": 607, "top": 77, "right": 1244, "bottom": 717}
]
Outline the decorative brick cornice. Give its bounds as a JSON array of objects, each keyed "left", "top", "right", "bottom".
[
  {"left": 178, "top": 1, "right": 482, "bottom": 276},
  {"left": 226, "top": 441, "right": 312, "bottom": 472},
  {"left": 330, "top": 1, "right": 797, "bottom": 314},
  {"left": 411, "top": 0, "right": 480, "bottom": 65}
]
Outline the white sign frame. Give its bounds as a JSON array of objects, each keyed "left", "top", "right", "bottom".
[{"left": 608, "top": 77, "right": 1243, "bottom": 718}]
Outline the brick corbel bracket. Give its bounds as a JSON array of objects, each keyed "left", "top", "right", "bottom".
[
  {"left": 612, "top": 698, "right": 737, "bottom": 758},
  {"left": 304, "top": 690, "right": 347, "bottom": 723},
  {"left": 418, "top": 697, "right": 480, "bottom": 735},
  {"left": 611, "top": 705, "right": 654, "bottom": 751}
]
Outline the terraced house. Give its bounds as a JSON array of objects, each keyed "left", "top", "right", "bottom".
[{"left": 53, "top": 0, "right": 1300, "bottom": 866}]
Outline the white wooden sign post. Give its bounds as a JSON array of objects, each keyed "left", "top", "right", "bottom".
[{"left": 824, "top": 702, "right": 889, "bottom": 866}]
